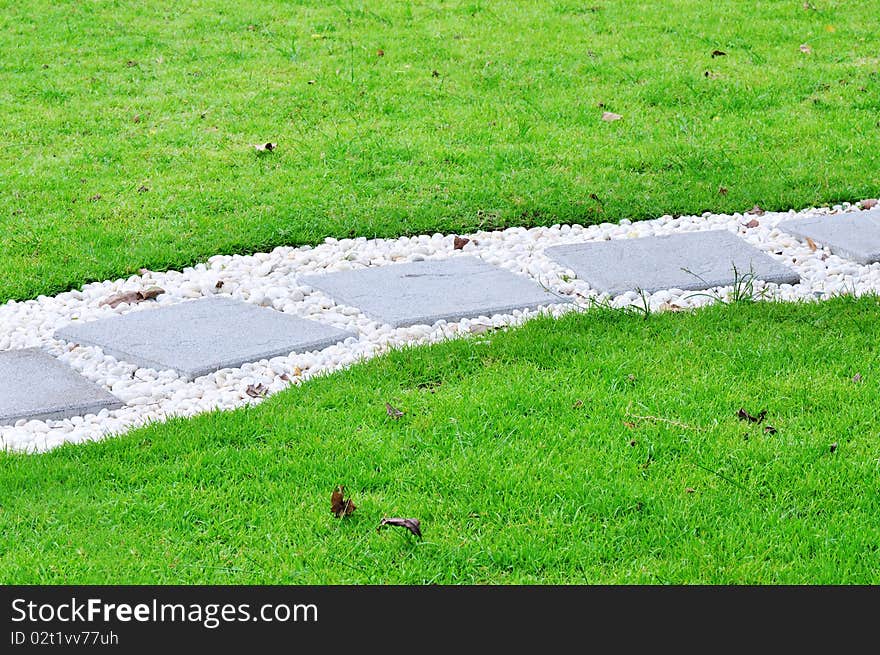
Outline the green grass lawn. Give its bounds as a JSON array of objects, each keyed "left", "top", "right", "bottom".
[
  {"left": 3, "top": 296, "right": 879, "bottom": 584},
  {"left": 2, "top": 0, "right": 879, "bottom": 302}
]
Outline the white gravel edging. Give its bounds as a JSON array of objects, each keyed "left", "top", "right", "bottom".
[{"left": 2, "top": 201, "right": 879, "bottom": 453}]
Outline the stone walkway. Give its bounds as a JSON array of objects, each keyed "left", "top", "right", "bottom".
[{"left": 1, "top": 203, "right": 879, "bottom": 452}]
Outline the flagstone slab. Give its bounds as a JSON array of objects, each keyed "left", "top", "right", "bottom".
[
  {"left": 54, "top": 297, "right": 356, "bottom": 380},
  {"left": 545, "top": 230, "right": 799, "bottom": 296},
  {"left": 778, "top": 209, "right": 880, "bottom": 265},
  {"left": 300, "top": 256, "right": 570, "bottom": 328},
  {"left": 0, "top": 348, "right": 122, "bottom": 425}
]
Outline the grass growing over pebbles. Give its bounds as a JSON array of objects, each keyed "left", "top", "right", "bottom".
[
  {"left": 2, "top": 0, "right": 880, "bottom": 302},
  {"left": 2, "top": 296, "right": 880, "bottom": 584}
]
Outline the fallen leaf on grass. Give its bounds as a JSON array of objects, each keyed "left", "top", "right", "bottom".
[
  {"left": 89, "top": 194, "right": 102, "bottom": 202},
  {"left": 629, "top": 439, "right": 637, "bottom": 447},
  {"left": 737, "top": 408, "right": 767, "bottom": 423},
  {"left": 711, "top": 50, "right": 727, "bottom": 58},
  {"left": 805, "top": 237, "right": 818, "bottom": 252},
  {"left": 331, "top": 486, "right": 356, "bottom": 518},
  {"left": 718, "top": 186, "right": 728, "bottom": 196},
  {"left": 137, "top": 185, "right": 149, "bottom": 193},
  {"left": 746, "top": 205, "right": 765, "bottom": 216},
  {"left": 101, "top": 286, "right": 165, "bottom": 308},
  {"left": 377, "top": 517, "right": 422, "bottom": 538},
  {"left": 245, "top": 383, "right": 268, "bottom": 398},
  {"left": 601, "top": 111, "right": 622, "bottom": 122},
  {"left": 704, "top": 70, "right": 720, "bottom": 79},
  {"left": 852, "top": 373, "right": 862, "bottom": 383},
  {"left": 763, "top": 425, "right": 778, "bottom": 435},
  {"left": 376, "top": 49, "right": 384, "bottom": 57},
  {"left": 253, "top": 142, "right": 276, "bottom": 152},
  {"left": 861, "top": 199, "right": 878, "bottom": 210},
  {"left": 686, "top": 487, "right": 696, "bottom": 494},
  {"left": 385, "top": 402, "right": 404, "bottom": 419},
  {"left": 800, "top": 43, "right": 812, "bottom": 54},
  {"left": 453, "top": 236, "right": 470, "bottom": 250},
  {"left": 829, "top": 442, "right": 838, "bottom": 453},
  {"left": 623, "top": 421, "right": 636, "bottom": 429},
  {"left": 744, "top": 218, "right": 760, "bottom": 228}
]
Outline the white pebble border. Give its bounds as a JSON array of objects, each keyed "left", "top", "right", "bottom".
[{"left": 2, "top": 201, "right": 879, "bottom": 453}]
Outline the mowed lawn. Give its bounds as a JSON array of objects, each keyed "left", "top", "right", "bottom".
[
  {"left": 1, "top": 0, "right": 879, "bottom": 301},
  {"left": 2, "top": 297, "right": 879, "bottom": 584}
]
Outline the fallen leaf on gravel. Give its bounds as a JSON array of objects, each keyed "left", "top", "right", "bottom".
[
  {"left": 829, "top": 442, "right": 838, "bottom": 453},
  {"left": 293, "top": 366, "right": 303, "bottom": 376},
  {"left": 800, "top": 43, "right": 812, "bottom": 54},
  {"left": 737, "top": 408, "right": 767, "bottom": 423},
  {"left": 385, "top": 402, "right": 404, "bottom": 419},
  {"left": 601, "top": 111, "right": 622, "bottom": 122},
  {"left": 245, "top": 383, "right": 268, "bottom": 398},
  {"left": 763, "top": 425, "right": 778, "bottom": 435},
  {"left": 852, "top": 373, "right": 862, "bottom": 383},
  {"left": 377, "top": 517, "right": 422, "bottom": 538},
  {"left": 469, "top": 323, "right": 496, "bottom": 335},
  {"left": 746, "top": 205, "right": 765, "bottom": 216},
  {"left": 745, "top": 218, "right": 760, "bottom": 228},
  {"left": 215, "top": 280, "right": 224, "bottom": 289},
  {"left": 658, "top": 302, "right": 686, "bottom": 312},
  {"left": 453, "top": 236, "right": 470, "bottom": 250},
  {"left": 331, "top": 486, "right": 356, "bottom": 518},
  {"left": 805, "top": 237, "right": 818, "bottom": 252},
  {"left": 711, "top": 50, "right": 727, "bottom": 58},
  {"left": 253, "top": 142, "right": 276, "bottom": 152},
  {"left": 101, "top": 286, "right": 165, "bottom": 308},
  {"left": 861, "top": 199, "right": 878, "bottom": 210},
  {"left": 279, "top": 373, "right": 290, "bottom": 382}
]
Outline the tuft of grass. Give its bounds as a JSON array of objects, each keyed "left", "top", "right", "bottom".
[
  {"left": 2, "top": 0, "right": 880, "bottom": 301},
  {"left": 2, "top": 296, "right": 880, "bottom": 584}
]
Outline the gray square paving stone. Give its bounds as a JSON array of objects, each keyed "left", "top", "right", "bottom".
[
  {"left": 545, "top": 230, "right": 800, "bottom": 296},
  {"left": 54, "top": 297, "right": 357, "bottom": 380},
  {"left": 300, "top": 256, "right": 570, "bottom": 328},
  {"left": 778, "top": 208, "right": 880, "bottom": 265},
  {"left": 0, "top": 348, "right": 123, "bottom": 425}
]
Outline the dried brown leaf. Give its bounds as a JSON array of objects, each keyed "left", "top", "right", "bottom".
[
  {"left": 376, "top": 49, "right": 385, "bottom": 57},
  {"left": 331, "top": 485, "right": 356, "bottom": 518},
  {"left": 829, "top": 442, "right": 838, "bottom": 453},
  {"left": 745, "top": 218, "right": 760, "bottom": 228},
  {"left": 137, "top": 184, "right": 149, "bottom": 193},
  {"left": 711, "top": 50, "right": 727, "bottom": 58},
  {"left": 385, "top": 402, "right": 404, "bottom": 419},
  {"left": 601, "top": 111, "right": 622, "bottom": 122},
  {"left": 852, "top": 373, "right": 862, "bottom": 383},
  {"left": 805, "top": 237, "right": 818, "bottom": 252},
  {"left": 737, "top": 407, "right": 767, "bottom": 423},
  {"left": 453, "top": 236, "right": 470, "bottom": 250},
  {"left": 718, "top": 186, "right": 728, "bottom": 196},
  {"left": 860, "top": 198, "right": 878, "bottom": 210},
  {"left": 572, "top": 399, "right": 583, "bottom": 408},
  {"left": 89, "top": 194, "right": 102, "bottom": 202},
  {"left": 686, "top": 487, "right": 696, "bottom": 494},
  {"left": 800, "top": 43, "right": 812, "bottom": 54},
  {"left": 215, "top": 280, "right": 224, "bottom": 289},
  {"left": 253, "top": 142, "right": 276, "bottom": 152},
  {"left": 763, "top": 425, "right": 778, "bottom": 435},
  {"left": 746, "top": 205, "right": 765, "bottom": 216},
  {"left": 377, "top": 517, "right": 422, "bottom": 538},
  {"left": 101, "top": 287, "right": 165, "bottom": 309},
  {"left": 245, "top": 383, "right": 268, "bottom": 398}
]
